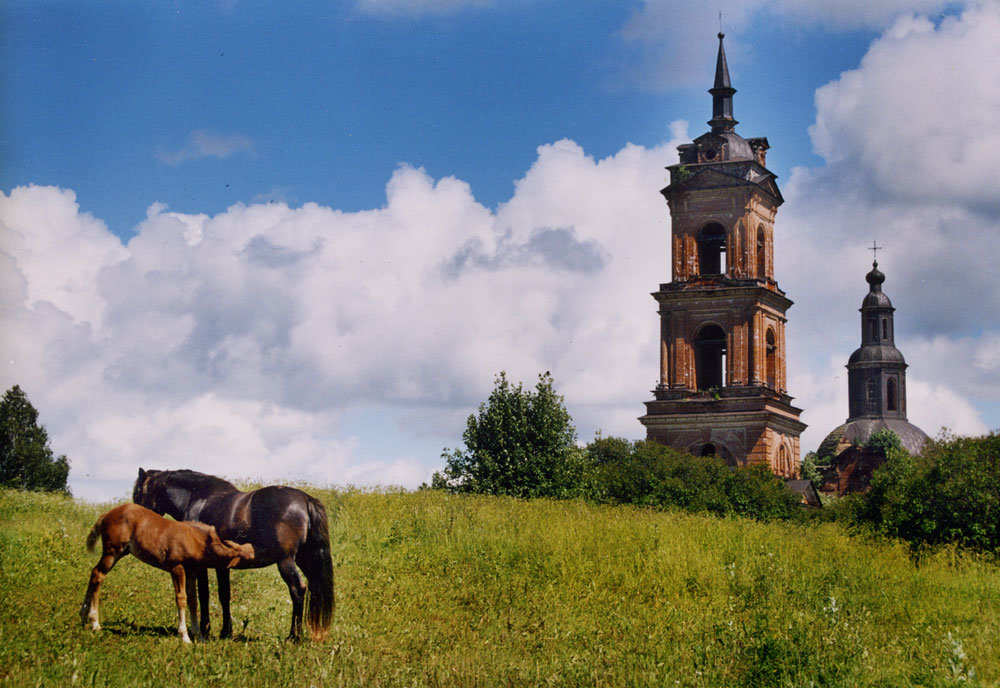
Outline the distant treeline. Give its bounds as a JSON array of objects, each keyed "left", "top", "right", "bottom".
[{"left": 432, "top": 372, "right": 1000, "bottom": 556}]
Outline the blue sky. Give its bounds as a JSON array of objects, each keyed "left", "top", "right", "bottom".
[
  {"left": 2, "top": 2, "right": 871, "bottom": 235},
  {"left": 2, "top": 0, "right": 997, "bottom": 500}
]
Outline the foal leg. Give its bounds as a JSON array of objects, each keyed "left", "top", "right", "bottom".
[
  {"left": 217, "top": 568, "right": 232, "bottom": 639},
  {"left": 80, "top": 549, "right": 123, "bottom": 631},
  {"left": 170, "top": 565, "right": 191, "bottom": 644},
  {"left": 276, "top": 558, "right": 307, "bottom": 641}
]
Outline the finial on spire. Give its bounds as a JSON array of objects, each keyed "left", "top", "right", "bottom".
[
  {"left": 869, "top": 240, "right": 882, "bottom": 267},
  {"left": 708, "top": 31, "right": 737, "bottom": 133}
]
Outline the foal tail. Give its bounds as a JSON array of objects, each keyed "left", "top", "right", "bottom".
[
  {"left": 85, "top": 514, "right": 105, "bottom": 553},
  {"left": 298, "top": 496, "right": 335, "bottom": 641}
]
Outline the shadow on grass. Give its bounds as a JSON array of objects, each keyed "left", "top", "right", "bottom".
[{"left": 99, "top": 621, "right": 180, "bottom": 639}]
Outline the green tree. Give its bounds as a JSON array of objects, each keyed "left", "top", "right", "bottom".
[
  {"left": 799, "top": 451, "right": 826, "bottom": 490},
  {"left": 857, "top": 432, "right": 1000, "bottom": 553},
  {"left": 435, "top": 372, "right": 583, "bottom": 499},
  {"left": 0, "top": 385, "right": 70, "bottom": 494}
]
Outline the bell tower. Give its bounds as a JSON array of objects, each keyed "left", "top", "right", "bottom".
[{"left": 639, "top": 33, "right": 806, "bottom": 477}]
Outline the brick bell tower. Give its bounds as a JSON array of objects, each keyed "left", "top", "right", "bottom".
[{"left": 639, "top": 33, "right": 806, "bottom": 477}]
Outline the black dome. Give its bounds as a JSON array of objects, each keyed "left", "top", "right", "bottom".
[{"left": 848, "top": 344, "right": 906, "bottom": 366}]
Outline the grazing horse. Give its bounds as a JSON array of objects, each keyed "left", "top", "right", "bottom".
[
  {"left": 80, "top": 503, "right": 255, "bottom": 643},
  {"left": 132, "top": 468, "right": 334, "bottom": 641}
]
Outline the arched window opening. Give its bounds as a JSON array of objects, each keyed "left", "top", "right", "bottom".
[
  {"left": 886, "top": 377, "right": 898, "bottom": 412},
  {"left": 882, "top": 318, "right": 888, "bottom": 340},
  {"left": 693, "top": 442, "right": 737, "bottom": 467},
  {"left": 697, "top": 223, "right": 726, "bottom": 275},
  {"left": 765, "top": 329, "right": 777, "bottom": 389},
  {"left": 756, "top": 225, "right": 766, "bottom": 279},
  {"left": 778, "top": 444, "right": 792, "bottom": 477},
  {"left": 694, "top": 324, "right": 726, "bottom": 390}
]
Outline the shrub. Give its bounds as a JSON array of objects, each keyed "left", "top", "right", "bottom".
[
  {"left": 587, "top": 438, "right": 800, "bottom": 521},
  {"left": 434, "top": 372, "right": 584, "bottom": 499},
  {"left": 856, "top": 432, "right": 1000, "bottom": 553}
]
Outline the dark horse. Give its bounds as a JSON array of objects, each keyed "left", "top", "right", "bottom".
[{"left": 133, "top": 468, "right": 334, "bottom": 641}]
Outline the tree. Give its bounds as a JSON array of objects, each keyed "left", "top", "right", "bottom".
[
  {"left": 0, "top": 385, "right": 70, "bottom": 494},
  {"left": 856, "top": 432, "right": 1000, "bottom": 553},
  {"left": 434, "top": 372, "right": 583, "bottom": 499}
]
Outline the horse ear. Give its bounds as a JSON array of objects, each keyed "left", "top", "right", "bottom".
[{"left": 138, "top": 467, "right": 146, "bottom": 481}]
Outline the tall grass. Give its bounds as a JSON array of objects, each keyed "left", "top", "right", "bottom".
[{"left": 1, "top": 487, "right": 998, "bottom": 686}]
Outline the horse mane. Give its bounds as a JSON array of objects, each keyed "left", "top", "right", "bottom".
[{"left": 146, "top": 469, "right": 238, "bottom": 494}]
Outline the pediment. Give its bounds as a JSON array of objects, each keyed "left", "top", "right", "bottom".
[{"left": 664, "top": 166, "right": 783, "bottom": 206}]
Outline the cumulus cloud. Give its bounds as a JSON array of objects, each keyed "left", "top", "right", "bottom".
[
  {"left": 781, "top": 2, "right": 999, "bottom": 453},
  {"left": 0, "top": 132, "right": 684, "bottom": 500},
  {"left": 156, "top": 129, "right": 256, "bottom": 166},
  {"left": 4, "top": 4, "right": 998, "bottom": 500},
  {"left": 611, "top": 0, "right": 961, "bottom": 91}
]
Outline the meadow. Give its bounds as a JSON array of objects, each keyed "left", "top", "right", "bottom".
[{"left": 1, "top": 486, "right": 998, "bottom": 687}]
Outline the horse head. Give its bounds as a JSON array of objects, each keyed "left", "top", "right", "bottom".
[
  {"left": 224, "top": 541, "right": 256, "bottom": 568},
  {"left": 133, "top": 468, "right": 173, "bottom": 515}
]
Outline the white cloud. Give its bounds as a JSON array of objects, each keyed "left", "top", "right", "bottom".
[
  {"left": 611, "top": 0, "right": 962, "bottom": 90},
  {"left": 0, "top": 128, "right": 688, "bottom": 500},
  {"left": 4, "top": 3, "right": 998, "bottom": 500},
  {"left": 156, "top": 129, "right": 256, "bottom": 166},
  {"left": 782, "top": 1, "right": 999, "bottom": 452},
  {"left": 809, "top": 7, "right": 1000, "bottom": 207}
]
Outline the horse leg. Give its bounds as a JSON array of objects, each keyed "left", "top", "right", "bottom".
[
  {"left": 80, "top": 550, "right": 122, "bottom": 631},
  {"left": 217, "top": 567, "right": 233, "bottom": 639},
  {"left": 197, "top": 568, "right": 211, "bottom": 638},
  {"left": 171, "top": 565, "right": 191, "bottom": 644},
  {"left": 185, "top": 567, "right": 202, "bottom": 642},
  {"left": 277, "top": 558, "right": 307, "bottom": 641}
]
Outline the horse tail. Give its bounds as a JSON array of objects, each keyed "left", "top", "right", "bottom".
[
  {"left": 85, "top": 514, "right": 104, "bottom": 553},
  {"left": 298, "top": 496, "right": 335, "bottom": 641}
]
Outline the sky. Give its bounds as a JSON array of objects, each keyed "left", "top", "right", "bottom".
[{"left": 2, "top": 0, "right": 998, "bottom": 501}]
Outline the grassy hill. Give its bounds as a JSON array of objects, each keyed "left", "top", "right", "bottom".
[{"left": 1, "top": 486, "right": 998, "bottom": 687}]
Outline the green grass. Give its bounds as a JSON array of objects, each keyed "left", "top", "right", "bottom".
[{"left": 1, "top": 487, "right": 998, "bottom": 687}]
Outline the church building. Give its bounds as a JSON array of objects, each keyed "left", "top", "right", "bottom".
[
  {"left": 639, "top": 33, "right": 806, "bottom": 478},
  {"left": 816, "top": 258, "right": 929, "bottom": 494}
]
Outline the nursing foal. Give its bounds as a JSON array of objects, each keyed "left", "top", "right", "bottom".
[{"left": 80, "top": 503, "right": 255, "bottom": 643}]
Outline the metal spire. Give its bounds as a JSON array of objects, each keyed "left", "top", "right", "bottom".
[{"left": 708, "top": 32, "right": 737, "bottom": 133}]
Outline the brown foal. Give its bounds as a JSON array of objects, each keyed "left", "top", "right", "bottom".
[{"left": 80, "top": 503, "right": 255, "bottom": 643}]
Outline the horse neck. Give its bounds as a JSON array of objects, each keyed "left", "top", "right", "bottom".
[{"left": 162, "top": 473, "right": 238, "bottom": 519}]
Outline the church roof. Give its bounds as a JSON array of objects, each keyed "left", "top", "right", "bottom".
[
  {"left": 847, "top": 344, "right": 906, "bottom": 365},
  {"left": 817, "top": 418, "right": 929, "bottom": 458}
]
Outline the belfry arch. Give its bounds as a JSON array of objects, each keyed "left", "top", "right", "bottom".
[
  {"left": 756, "top": 225, "right": 766, "bottom": 279},
  {"left": 697, "top": 223, "right": 726, "bottom": 275},
  {"left": 694, "top": 324, "right": 726, "bottom": 390}
]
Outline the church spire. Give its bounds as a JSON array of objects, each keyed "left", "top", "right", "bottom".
[{"left": 708, "top": 32, "right": 738, "bottom": 133}]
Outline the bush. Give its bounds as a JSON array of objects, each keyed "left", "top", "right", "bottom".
[
  {"left": 434, "top": 372, "right": 585, "bottom": 499},
  {"left": 856, "top": 432, "right": 1000, "bottom": 553},
  {"left": 586, "top": 438, "right": 800, "bottom": 521}
]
